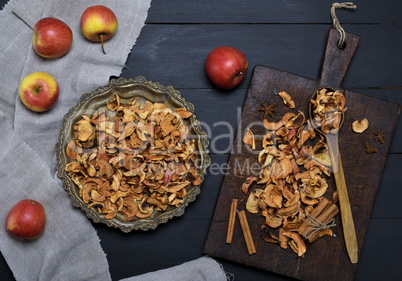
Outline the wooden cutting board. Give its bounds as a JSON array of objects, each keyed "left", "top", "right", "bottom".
[{"left": 203, "top": 28, "right": 400, "bottom": 281}]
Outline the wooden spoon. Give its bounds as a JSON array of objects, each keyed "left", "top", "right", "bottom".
[{"left": 309, "top": 87, "right": 358, "bottom": 264}]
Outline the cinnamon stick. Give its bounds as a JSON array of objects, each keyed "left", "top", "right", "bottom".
[
  {"left": 298, "top": 197, "right": 330, "bottom": 235},
  {"left": 238, "top": 210, "right": 256, "bottom": 255},
  {"left": 300, "top": 203, "right": 339, "bottom": 240},
  {"left": 307, "top": 207, "right": 339, "bottom": 243},
  {"left": 226, "top": 199, "right": 238, "bottom": 244},
  {"left": 315, "top": 204, "right": 338, "bottom": 224}
]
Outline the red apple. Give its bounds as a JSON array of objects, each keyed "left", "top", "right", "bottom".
[
  {"left": 205, "top": 46, "right": 248, "bottom": 90},
  {"left": 33, "top": 17, "right": 73, "bottom": 59},
  {"left": 19, "top": 71, "right": 59, "bottom": 112},
  {"left": 6, "top": 199, "right": 46, "bottom": 239},
  {"left": 80, "top": 5, "right": 118, "bottom": 54}
]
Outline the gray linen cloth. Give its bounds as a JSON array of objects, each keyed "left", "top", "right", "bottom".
[
  {"left": 0, "top": 110, "right": 111, "bottom": 280},
  {"left": 0, "top": 0, "right": 229, "bottom": 280},
  {"left": 120, "top": 256, "right": 229, "bottom": 281}
]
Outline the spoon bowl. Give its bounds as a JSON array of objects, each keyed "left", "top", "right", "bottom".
[{"left": 309, "top": 86, "right": 345, "bottom": 135}]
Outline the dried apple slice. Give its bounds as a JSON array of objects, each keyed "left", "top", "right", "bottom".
[
  {"left": 352, "top": 118, "right": 369, "bottom": 133},
  {"left": 278, "top": 91, "right": 295, "bottom": 108},
  {"left": 246, "top": 189, "right": 263, "bottom": 214},
  {"left": 243, "top": 129, "right": 256, "bottom": 149}
]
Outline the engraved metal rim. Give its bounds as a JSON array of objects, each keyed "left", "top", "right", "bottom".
[{"left": 55, "top": 76, "right": 211, "bottom": 232}]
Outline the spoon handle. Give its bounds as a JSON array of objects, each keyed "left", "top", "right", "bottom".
[{"left": 326, "top": 134, "right": 358, "bottom": 264}]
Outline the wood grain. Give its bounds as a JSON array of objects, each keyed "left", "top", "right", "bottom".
[
  {"left": 147, "top": 0, "right": 402, "bottom": 24},
  {"left": 204, "top": 28, "right": 400, "bottom": 280},
  {"left": 318, "top": 29, "right": 360, "bottom": 88},
  {"left": 122, "top": 25, "right": 402, "bottom": 89}
]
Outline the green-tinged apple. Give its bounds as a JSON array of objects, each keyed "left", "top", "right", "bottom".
[
  {"left": 6, "top": 199, "right": 46, "bottom": 239},
  {"left": 33, "top": 17, "right": 73, "bottom": 59},
  {"left": 80, "top": 5, "right": 118, "bottom": 54},
  {"left": 19, "top": 71, "right": 59, "bottom": 112},
  {"left": 205, "top": 46, "right": 248, "bottom": 90}
]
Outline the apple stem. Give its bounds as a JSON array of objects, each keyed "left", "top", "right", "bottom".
[{"left": 100, "top": 34, "right": 106, "bottom": 55}]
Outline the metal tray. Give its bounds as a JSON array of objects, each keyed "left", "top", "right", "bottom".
[{"left": 56, "top": 76, "right": 210, "bottom": 232}]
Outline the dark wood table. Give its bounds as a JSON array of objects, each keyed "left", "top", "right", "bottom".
[{"left": 1, "top": 1, "right": 401, "bottom": 280}]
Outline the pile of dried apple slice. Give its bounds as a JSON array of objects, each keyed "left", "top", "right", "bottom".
[
  {"left": 242, "top": 90, "right": 343, "bottom": 257},
  {"left": 64, "top": 94, "right": 202, "bottom": 221}
]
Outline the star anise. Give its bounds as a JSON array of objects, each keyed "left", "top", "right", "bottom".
[
  {"left": 364, "top": 142, "right": 377, "bottom": 154},
  {"left": 374, "top": 128, "right": 385, "bottom": 143},
  {"left": 258, "top": 102, "right": 276, "bottom": 118}
]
